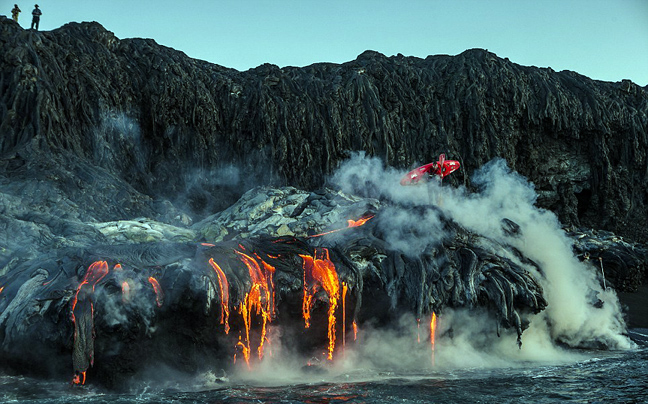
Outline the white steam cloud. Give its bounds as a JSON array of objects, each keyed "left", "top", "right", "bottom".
[
  {"left": 327, "top": 152, "right": 634, "bottom": 371},
  {"left": 96, "top": 268, "right": 158, "bottom": 335}
]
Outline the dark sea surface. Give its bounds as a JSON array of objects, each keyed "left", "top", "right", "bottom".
[{"left": 2, "top": 343, "right": 646, "bottom": 404}]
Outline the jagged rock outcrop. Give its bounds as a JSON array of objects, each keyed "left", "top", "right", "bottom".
[
  {"left": 1, "top": 179, "right": 644, "bottom": 387},
  {"left": 0, "top": 185, "right": 549, "bottom": 388},
  {"left": 569, "top": 228, "right": 648, "bottom": 292},
  {"left": 1, "top": 17, "right": 647, "bottom": 243}
]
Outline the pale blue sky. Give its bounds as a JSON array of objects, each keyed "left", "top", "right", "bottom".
[{"left": 6, "top": 0, "right": 648, "bottom": 85}]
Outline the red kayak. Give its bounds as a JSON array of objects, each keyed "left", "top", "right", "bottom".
[{"left": 400, "top": 154, "right": 460, "bottom": 185}]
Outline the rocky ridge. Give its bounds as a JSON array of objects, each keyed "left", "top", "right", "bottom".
[{"left": 1, "top": 17, "right": 647, "bottom": 243}]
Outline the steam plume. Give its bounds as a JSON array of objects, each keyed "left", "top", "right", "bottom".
[{"left": 331, "top": 153, "right": 633, "bottom": 360}]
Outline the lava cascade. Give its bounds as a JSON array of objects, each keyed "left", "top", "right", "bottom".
[{"left": 71, "top": 261, "right": 110, "bottom": 384}]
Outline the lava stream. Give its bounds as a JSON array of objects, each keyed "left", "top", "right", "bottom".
[
  {"left": 235, "top": 250, "right": 276, "bottom": 365},
  {"left": 301, "top": 248, "right": 341, "bottom": 360},
  {"left": 430, "top": 312, "right": 437, "bottom": 366},
  {"left": 208, "top": 258, "right": 230, "bottom": 334},
  {"left": 342, "top": 282, "right": 348, "bottom": 350},
  {"left": 70, "top": 261, "right": 110, "bottom": 385},
  {"left": 121, "top": 281, "right": 130, "bottom": 303},
  {"left": 148, "top": 277, "right": 164, "bottom": 307},
  {"left": 309, "top": 215, "right": 374, "bottom": 238}
]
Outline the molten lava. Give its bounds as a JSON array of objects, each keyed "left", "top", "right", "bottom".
[
  {"left": 71, "top": 261, "right": 110, "bottom": 385},
  {"left": 72, "top": 371, "right": 86, "bottom": 385},
  {"left": 235, "top": 250, "right": 276, "bottom": 365},
  {"left": 121, "top": 281, "right": 130, "bottom": 303},
  {"left": 347, "top": 215, "right": 375, "bottom": 227},
  {"left": 301, "top": 248, "right": 340, "bottom": 360},
  {"left": 208, "top": 258, "right": 230, "bottom": 334},
  {"left": 148, "top": 277, "right": 164, "bottom": 307},
  {"left": 309, "top": 215, "right": 374, "bottom": 238},
  {"left": 71, "top": 261, "right": 110, "bottom": 312},
  {"left": 430, "top": 312, "right": 437, "bottom": 366},
  {"left": 342, "top": 282, "right": 348, "bottom": 350}
]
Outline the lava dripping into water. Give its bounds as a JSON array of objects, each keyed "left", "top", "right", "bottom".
[
  {"left": 70, "top": 261, "right": 110, "bottom": 385},
  {"left": 301, "top": 248, "right": 340, "bottom": 360},
  {"left": 72, "top": 371, "right": 86, "bottom": 385},
  {"left": 208, "top": 258, "right": 230, "bottom": 334},
  {"left": 235, "top": 249, "right": 275, "bottom": 366},
  {"left": 210, "top": 235, "right": 362, "bottom": 368},
  {"left": 342, "top": 282, "right": 348, "bottom": 351},
  {"left": 148, "top": 277, "right": 164, "bottom": 307},
  {"left": 430, "top": 312, "right": 437, "bottom": 366}
]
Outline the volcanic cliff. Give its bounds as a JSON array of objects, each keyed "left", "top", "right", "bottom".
[{"left": 1, "top": 17, "right": 647, "bottom": 241}]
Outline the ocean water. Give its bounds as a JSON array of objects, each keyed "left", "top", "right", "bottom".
[{"left": 2, "top": 345, "right": 646, "bottom": 404}]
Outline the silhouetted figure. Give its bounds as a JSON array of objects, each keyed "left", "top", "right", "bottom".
[
  {"left": 11, "top": 4, "right": 21, "bottom": 22},
  {"left": 31, "top": 4, "right": 41, "bottom": 30}
]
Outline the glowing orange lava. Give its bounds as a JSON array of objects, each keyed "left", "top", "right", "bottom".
[
  {"left": 148, "top": 277, "right": 164, "bottom": 307},
  {"left": 71, "top": 261, "right": 110, "bottom": 318},
  {"left": 430, "top": 312, "right": 437, "bottom": 366},
  {"left": 208, "top": 258, "right": 230, "bottom": 334},
  {"left": 121, "top": 281, "right": 130, "bottom": 303},
  {"left": 309, "top": 215, "right": 374, "bottom": 238},
  {"left": 71, "top": 261, "right": 110, "bottom": 385},
  {"left": 72, "top": 371, "right": 86, "bottom": 385},
  {"left": 0, "top": 286, "right": 4, "bottom": 294},
  {"left": 342, "top": 282, "right": 348, "bottom": 350},
  {"left": 235, "top": 250, "right": 276, "bottom": 365},
  {"left": 72, "top": 261, "right": 109, "bottom": 304},
  {"left": 301, "top": 248, "right": 340, "bottom": 360},
  {"left": 347, "top": 215, "right": 375, "bottom": 227},
  {"left": 353, "top": 320, "right": 358, "bottom": 341}
]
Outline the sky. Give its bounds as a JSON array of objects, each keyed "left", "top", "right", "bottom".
[{"left": 5, "top": 0, "right": 648, "bottom": 85}]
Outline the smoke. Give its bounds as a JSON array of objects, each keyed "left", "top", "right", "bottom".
[
  {"left": 439, "top": 159, "right": 631, "bottom": 350},
  {"left": 215, "top": 311, "right": 584, "bottom": 388},
  {"left": 92, "top": 112, "right": 253, "bottom": 221},
  {"left": 174, "top": 165, "right": 242, "bottom": 217},
  {"left": 95, "top": 267, "right": 157, "bottom": 334},
  {"left": 340, "top": 309, "right": 585, "bottom": 372},
  {"left": 328, "top": 152, "right": 634, "bottom": 365},
  {"left": 94, "top": 112, "right": 146, "bottom": 175}
]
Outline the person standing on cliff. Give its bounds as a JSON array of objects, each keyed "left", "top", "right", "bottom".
[
  {"left": 31, "top": 4, "right": 41, "bottom": 30},
  {"left": 11, "top": 4, "right": 21, "bottom": 22}
]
